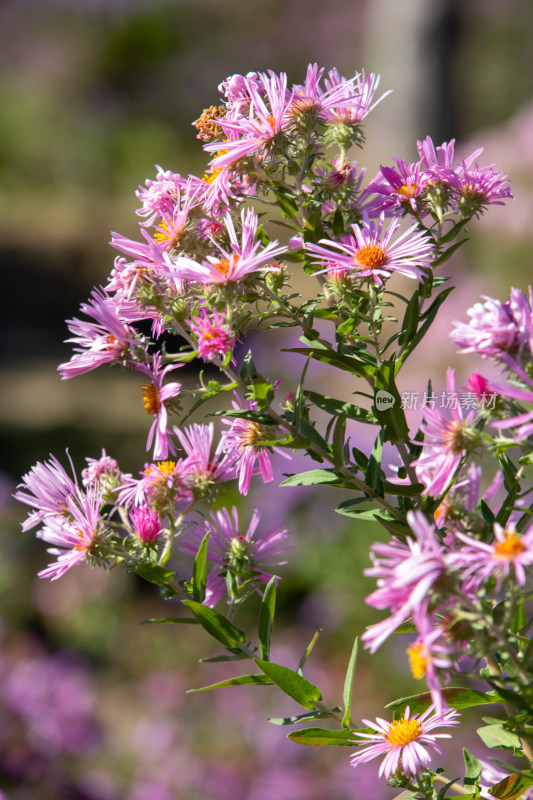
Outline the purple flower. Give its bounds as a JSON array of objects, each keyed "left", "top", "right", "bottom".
[
  {"left": 203, "top": 71, "right": 293, "bottom": 169},
  {"left": 305, "top": 213, "right": 433, "bottom": 286},
  {"left": 172, "top": 207, "right": 287, "bottom": 285},
  {"left": 450, "top": 291, "right": 529, "bottom": 357},
  {"left": 174, "top": 423, "right": 236, "bottom": 495},
  {"left": 407, "top": 607, "right": 454, "bottom": 712},
  {"left": 15, "top": 453, "right": 79, "bottom": 532},
  {"left": 138, "top": 354, "right": 183, "bottom": 461},
  {"left": 181, "top": 506, "right": 291, "bottom": 605},
  {"left": 449, "top": 521, "right": 533, "bottom": 591},
  {"left": 362, "top": 511, "right": 447, "bottom": 652},
  {"left": 130, "top": 506, "right": 163, "bottom": 545},
  {"left": 413, "top": 369, "right": 480, "bottom": 498},
  {"left": 188, "top": 307, "right": 235, "bottom": 362},
  {"left": 350, "top": 704, "right": 459, "bottom": 780},
  {"left": 37, "top": 487, "right": 104, "bottom": 581},
  {"left": 58, "top": 287, "right": 144, "bottom": 379},
  {"left": 220, "top": 400, "right": 290, "bottom": 496}
]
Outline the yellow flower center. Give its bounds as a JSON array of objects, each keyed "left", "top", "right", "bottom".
[
  {"left": 156, "top": 460, "right": 176, "bottom": 476},
  {"left": 406, "top": 642, "right": 428, "bottom": 680},
  {"left": 385, "top": 717, "right": 421, "bottom": 746},
  {"left": 397, "top": 182, "right": 418, "bottom": 198},
  {"left": 494, "top": 531, "right": 525, "bottom": 560},
  {"left": 354, "top": 244, "right": 387, "bottom": 269},
  {"left": 240, "top": 421, "right": 263, "bottom": 448},
  {"left": 153, "top": 219, "right": 185, "bottom": 249},
  {"left": 142, "top": 383, "right": 161, "bottom": 415}
]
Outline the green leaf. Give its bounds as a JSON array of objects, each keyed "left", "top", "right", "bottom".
[
  {"left": 134, "top": 563, "right": 177, "bottom": 590},
  {"left": 254, "top": 659, "right": 322, "bottom": 710},
  {"left": 282, "top": 346, "right": 374, "bottom": 378},
  {"left": 341, "top": 636, "right": 359, "bottom": 728},
  {"left": 298, "top": 629, "right": 322, "bottom": 675},
  {"left": 487, "top": 772, "right": 533, "bottom": 800},
  {"left": 287, "top": 727, "right": 356, "bottom": 747},
  {"left": 382, "top": 480, "right": 426, "bottom": 497},
  {"left": 272, "top": 186, "right": 299, "bottom": 218},
  {"left": 268, "top": 710, "right": 335, "bottom": 726},
  {"left": 477, "top": 724, "right": 522, "bottom": 750},
  {"left": 182, "top": 600, "right": 248, "bottom": 649},
  {"left": 140, "top": 617, "right": 199, "bottom": 625},
  {"left": 463, "top": 747, "right": 482, "bottom": 784},
  {"left": 397, "top": 290, "right": 420, "bottom": 348},
  {"left": 280, "top": 469, "right": 352, "bottom": 489},
  {"left": 187, "top": 674, "right": 273, "bottom": 692},
  {"left": 396, "top": 287, "right": 454, "bottom": 368},
  {"left": 364, "top": 430, "right": 384, "bottom": 494},
  {"left": 332, "top": 412, "right": 347, "bottom": 470},
  {"left": 303, "top": 390, "right": 378, "bottom": 424},
  {"left": 192, "top": 532, "right": 210, "bottom": 603},
  {"left": 386, "top": 687, "right": 501, "bottom": 718},
  {"left": 258, "top": 576, "right": 276, "bottom": 661},
  {"left": 373, "top": 359, "right": 409, "bottom": 443}
]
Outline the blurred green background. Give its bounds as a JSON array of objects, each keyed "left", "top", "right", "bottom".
[{"left": 1, "top": 1, "right": 533, "bottom": 798}]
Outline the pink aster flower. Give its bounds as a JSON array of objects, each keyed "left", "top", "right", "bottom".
[
  {"left": 138, "top": 354, "right": 183, "bottom": 461},
  {"left": 450, "top": 292, "right": 529, "bottom": 358},
  {"left": 362, "top": 511, "right": 447, "bottom": 653},
  {"left": 130, "top": 506, "right": 163, "bottom": 545},
  {"left": 413, "top": 369, "right": 480, "bottom": 498},
  {"left": 220, "top": 399, "right": 291, "bottom": 496},
  {"left": 365, "top": 158, "right": 430, "bottom": 214},
  {"left": 350, "top": 704, "right": 459, "bottom": 780},
  {"left": 450, "top": 521, "right": 533, "bottom": 592},
  {"left": 181, "top": 506, "right": 291, "bottom": 604},
  {"left": 81, "top": 449, "right": 121, "bottom": 490},
  {"left": 174, "top": 423, "right": 236, "bottom": 494},
  {"left": 135, "top": 166, "right": 188, "bottom": 226},
  {"left": 58, "top": 288, "right": 144, "bottom": 379},
  {"left": 118, "top": 459, "right": 190, "bottom": 508},
  {"left": 323, "top": 68, "right": 389, "bottom": 124},
  {"left": 407, "top": 607, "right": 454, "bottom": 713},
  {"left": 188, "top": 307, "right": 235, "bottom": 362},
  {"left": 172, "top": 207, "right": 287, "bottom": 285},
  {"left": 441, "top": 159, "right": 513, "bottom": 216},
  {"left": 203, "top": 70, "right": 293, "bottom": 169},
  {"left": 305, "top": 213, "right": 433, "bottom": 285},
  {"left": 37, "top": 487, "right": 104, "bottom": 581},
  {"left": 15, "top": 453, "right": 79, "bottom": 532}
]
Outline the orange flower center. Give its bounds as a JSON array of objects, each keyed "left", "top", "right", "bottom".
[
  {"left": 494, "top": 531, "right": 526, "bottom": 560},
  {"left": 354, "top": 244, "right": 387, "bottom": 269},
  {"left": 406, "top": 642, "right": 428, "bottom": 679},
  {"left": 142, "top": 383, "right": 161, "bottom": 415},
  {"left": 385, "top": 717, "right": 421, "bottom": 746},
  {"left": 397, "top": 182, "right": 418, "bottom": 198},
  {"left": 240, "top": 421, "right": 263, "bottom": 448}
]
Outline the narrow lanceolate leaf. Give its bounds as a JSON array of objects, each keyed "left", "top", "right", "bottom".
[
  {"left": 182, "top": 600, "right": 247, "bottom": 650},
  {"left": 254, "top": 659, "right": 322, "bottom": 710},
  {"left": 332, "top": 412, "right": 347, "bottom": 470},
  {"left": 258, "top": 576, "right": 277, "bottom": 661},
  {"left": 268, "top": 710, "right": 334, "bottom": 726},
  {"left": 187, "top": 674, "right": 273, "bottom": 693},
  {"left": 288, "top": 727, "right": 356, "bottom": 747},
  {"left": 192, "top": 532, "right": 210, "bottom": 603},
  {"left": 341, "top": 636, "right": 359, "bottom": 728},
  {"left": 386, "top": 687, "right": 501, "bottom": 718},
  {"left": 487, "top": 772, "right": 533, "bottom": 800},
  {"left": 280, "top": 469, "right": 352, "bottom": 489},
  {"left": 140, "top": 617, "right": 199, "bottom": 625}
]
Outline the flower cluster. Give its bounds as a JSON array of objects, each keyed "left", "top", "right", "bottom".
[{"left": 15, "top": 62, "right": 529, "bottom": 798}]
